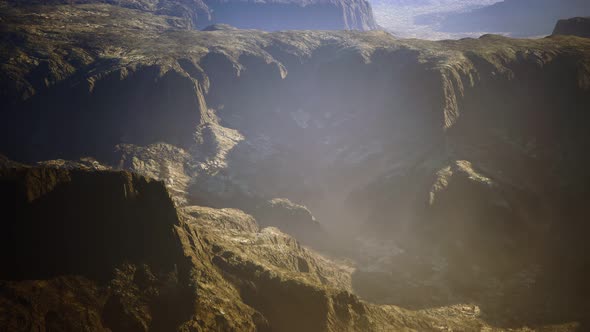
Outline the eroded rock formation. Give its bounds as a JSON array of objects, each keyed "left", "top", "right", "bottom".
[
  {"left": 3, "top": 0, "right": 377, "bottom": 31},
  {"left": 0, "top": 162, "right": 508, "bottom": 331}
]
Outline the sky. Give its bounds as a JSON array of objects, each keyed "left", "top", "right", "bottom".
[{"left": 370, "top": 0, "right": 505, "bottom": 40}]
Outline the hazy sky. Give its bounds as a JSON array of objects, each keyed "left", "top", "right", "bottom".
[{"left": 370, "top": 0, "right": 504, "bottom": 40}]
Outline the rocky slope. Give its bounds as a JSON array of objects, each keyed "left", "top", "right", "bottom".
[
  {"left": 3, "top": 0, "right": 377, "bottom": 31},
  {"left": 0, "top": 162, "right": 521, "bottom": 331},
  {"left": 1, "top": 1, "right": 590, "bottom": 330},
  {"left": 553, "top": 17, "right": 590, "bottom": 38}
]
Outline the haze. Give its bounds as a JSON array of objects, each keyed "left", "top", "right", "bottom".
[{"left": 372, "top": 0, "right": 590, "bottom": 39}]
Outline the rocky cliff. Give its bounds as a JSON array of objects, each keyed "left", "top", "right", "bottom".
[
  {"left": 1, "top": 1, "right": 590, "bottom": 330},
  {"left": 0, "top": 162, "right": 512, "bottom": 331},
  {"left": 553, "top": 17, "right": 590, "bottom": 38},
  {"left": 3, "top": 0, "right": 377, "bottom": 30}
]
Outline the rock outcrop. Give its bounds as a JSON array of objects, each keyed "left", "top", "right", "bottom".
[
  {"left": 553, "top": 17, "right": 590, "bottom": 38},
  {"left": 252, "top": 198, "right": 327, "bottom": 247}
]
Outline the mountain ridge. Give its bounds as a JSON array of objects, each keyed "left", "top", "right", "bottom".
[{"left": 2, "top": 0, "right": 377, "bottom": 30}]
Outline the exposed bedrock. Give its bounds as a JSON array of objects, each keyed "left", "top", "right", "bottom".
[
  {"left": 4, "top": 0, "right": 377, "bottom": 31},
  {"left": 1, "top": 164, "right": 485, "bottom": 331},
  {"left": 2, "top": 4, "right": 590, "bottom": 328}
]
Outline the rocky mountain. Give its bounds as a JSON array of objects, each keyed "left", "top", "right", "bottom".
[
  {"left": 1, "top": 0, "right": 590, "bottom": 330},
  {"left": 418, "top": 0, "right": 590, "bottom": 37},
  {"left": 553, "top": 17, "right": 590, "bottom": 38},
  {"left": 3, "top": 0, "right": 377, "bottom": 30}
]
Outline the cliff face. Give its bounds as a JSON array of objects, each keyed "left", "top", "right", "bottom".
[
  {"left": 553, "top": 17, "right": 590, "bottom": 38},
  {"left": 0, "top": 165, "right": 197, "bottom": 331},
  {"left": 0, "top": 167, "right": 183, "bottom": 282},
  {"left": 2, "top": 1, "right": 590, "bottom": 330},
  {"left": 0, "top": 163, "right": 503, "bottom": 331},
  {"left": 348, "top": 35, "right": 590, "bottom": 325}
]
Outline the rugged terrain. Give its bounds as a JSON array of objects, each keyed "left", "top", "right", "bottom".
[
  {"left": 1, "top": 0, "right": 590, "bottom": 331},
  {"left": 3, "top": 0, "right": 377, "bottom": 31},
  {"left": 1, "top": 162, "right": 535, "bottom": 331}
]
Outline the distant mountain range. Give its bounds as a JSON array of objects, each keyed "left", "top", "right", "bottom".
[
  {"left": 418, "top": 0, "right": 590, "bottom": 37},
  {"left": 372, "top": 0, "right": 590, "bottom": 39}
]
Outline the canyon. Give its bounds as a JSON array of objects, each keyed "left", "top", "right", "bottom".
[{"left": 1, "top": 1, "right": 590, "bottom": 331}]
